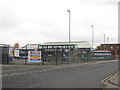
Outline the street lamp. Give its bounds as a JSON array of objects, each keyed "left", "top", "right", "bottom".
[
  {"left": 103, "top": 33, "right": 106, "bottom": 59},
  {"left": 67, "top": 10, "right": 71, "bottom": 64},
  {"left": 103, "top": 33, "right": 106, "bottom": 50},
  {"left": 107, "top": 38, "right": 109, "bottom": 49},
  {"left": 91, "top": 25, "right": 94, "bottom": 50},
  {"left": 91, "top": 25, "right": 94, "bottom": 61},
  {"left": 107, "top": 38, "right": 109, "bottom": 44}
]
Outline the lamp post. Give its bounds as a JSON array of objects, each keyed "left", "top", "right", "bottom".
[
  {"left": 67, "top": 10, "right": 71, "bottom": 64},
  {"left": 107, "top": 38, "right": 109, "bottom": 49},
  {"left": 91, "top": 25, "right": 94, "bottom": 61},
  {"left": 107, "top": 38, "right": 109, "bottom": 44},
  {"left": 103, "top": 33, "right": 106, "bottom": 50},
  {"left": 103, "top": 33, "right": 106, "bottom": 59}
]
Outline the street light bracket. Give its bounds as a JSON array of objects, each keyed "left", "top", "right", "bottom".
[
  {"left": 91, "top": 25, "right": 93, "bottom": 27},
  {"left": 67, "top": 10, "right": 70, "bottom": 12}
]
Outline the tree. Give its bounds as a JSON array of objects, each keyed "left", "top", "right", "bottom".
[
  {"left": 13, "top": 43, "right": 19, "bottom": 50},
  {"left": 95, "top": 45, "right": 100, "bottom": 50}
]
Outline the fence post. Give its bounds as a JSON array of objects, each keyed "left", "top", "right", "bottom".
[
  {"left": 7, "top": 46, "right": 9, "bottom": 64},
  {"left": 25, "top": 46, "right": 27, "bottom": 65},
  {"left": 62, "top": 49, "right": 63, "bottom": 64},
  {"left": 76, "top": 49, "right": 78, "bottom": 63},
  {"left": 56, "top": 49, "right": 57, "bottom": 65}
]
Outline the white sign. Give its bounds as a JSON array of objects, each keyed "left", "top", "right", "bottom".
[{"left": 14, "top": 50, "right": 19, "bottom": 57}]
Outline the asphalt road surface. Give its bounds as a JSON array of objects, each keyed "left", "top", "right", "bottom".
[{"left": 2, "top": 60, "right": 118, "bottom": 88}]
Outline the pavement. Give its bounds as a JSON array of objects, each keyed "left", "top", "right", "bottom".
[{"left": 2, "top": 60, "right": 118, "bottom": 88}]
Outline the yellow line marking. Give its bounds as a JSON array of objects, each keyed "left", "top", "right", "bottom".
[
  {"left": 101, "top": 75, "right": 113, "bottom": 83},
  {"left": 101, "top": 72, "right": 119, "bottom": 86}
]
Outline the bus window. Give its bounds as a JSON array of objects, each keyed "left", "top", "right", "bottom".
[
  {"left": 58, "top": 46, "right": 62, "bottom": 49},
  {"left": 43, "top": 46, "right": 47, "bottom": 49},
  {"left": 53, "top": 46, "right": 57, "bottom": 49},
  {"left": 39, "top": 46, "right": 42, "bottom": 49},
  {"left": 48, "top": 46, "right": 52, "bottom": 49},
  {"left": 62, "top": 46, "right": 65, "bottom": 49},
  {"left": 66, "top": 46, "right": 69, "bottom": 49},
  {"left": 70, "top": 46, "right": 73, "bottom": 49}
]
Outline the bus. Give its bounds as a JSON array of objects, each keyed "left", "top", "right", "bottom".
[
  {"left": 38, "top": 43, "right": 91, "bottom": 64},
  {"left": 94, "top": 50, "right": 113, "bottom": 60},
  {"left": 38, "top": 44, "right": 78, "bottom": 64}
]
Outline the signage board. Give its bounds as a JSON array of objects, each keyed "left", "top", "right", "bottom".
[
  {"left": 9, "top": 47, "right": 13, "bottom": 57},
  {"left": 28, "top": 51, "right": 41, "bottom": 62},
  {"left": 75, "top": 45, "right": 78, "bottom": 48},
  {"left": 14, "top": 50, "right": 19, "bottom": 57}
]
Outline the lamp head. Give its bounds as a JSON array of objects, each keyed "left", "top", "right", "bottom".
[{"left": 67, "top": 10, "right": 70, "bottom": 12}]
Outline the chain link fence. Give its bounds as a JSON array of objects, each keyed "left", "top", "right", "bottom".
[
  {"left": 10, "top": 48, "right": 116, "bottom": 65},
  {"left": 0, "top": 45, "right": 117, "bottom": 65}
]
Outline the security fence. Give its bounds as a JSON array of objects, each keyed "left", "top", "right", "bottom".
[
  {"left": 11, "top": 48, "right": 116, "bottom": 65},
  {"left": 0, "top": 43, "right": 118, "bottom": 65}
]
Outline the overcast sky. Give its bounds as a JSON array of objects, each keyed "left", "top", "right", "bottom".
[{"left": 0, "top": 0, "right": 119, "bottom": 47}]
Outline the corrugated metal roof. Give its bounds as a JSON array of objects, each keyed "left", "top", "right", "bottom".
[
  {"left": 23, "top": 41, "right": 92, "bottom": 49},
  {"left": 25, "top": 44, "right": 39, "bottom": 49},
  {"left": 45, "top": 41, "right": 92, "bottom": 48}
]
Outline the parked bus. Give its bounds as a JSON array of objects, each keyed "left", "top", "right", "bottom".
[
  {"left": 38, "top": 43, "right": 91, "bottom": 63},
  {"left": 94, "top": 50, "right": 114, "bottom": 60},
  {"left": 38, "top": 44, "right": 78, "bottom": 63}
]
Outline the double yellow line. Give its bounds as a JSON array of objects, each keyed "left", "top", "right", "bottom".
[{"left": 101, "top": 72, "right": 119, "bottom": 87}]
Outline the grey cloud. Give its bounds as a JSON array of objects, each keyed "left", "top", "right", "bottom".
[
  {"left": 0, "top": 7, "right": 18, "bottom": 29},
  {"left": 81, "top": 0, "right": 118, "bottom": 6},
  {"left": 105, "top": 0, "right": 118, "bottom": 6}
]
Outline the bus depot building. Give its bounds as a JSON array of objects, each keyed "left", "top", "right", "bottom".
[
  {"left": 19, "top": 41, "right": 93, "bottom": 64},
  {"left": 100, "top": 44, "right": 120, "bottom": 59}
]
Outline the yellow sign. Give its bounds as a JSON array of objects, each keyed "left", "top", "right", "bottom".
[{"left": 11, "top": 53, "right": 13, "bottom": 57}]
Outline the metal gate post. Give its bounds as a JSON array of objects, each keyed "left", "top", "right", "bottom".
[
  {"left": 56, "top": 49, "right": 57, "bottom": 65},
  {"left": 25, "top": 46, "right": 27, "bottom": 65}
]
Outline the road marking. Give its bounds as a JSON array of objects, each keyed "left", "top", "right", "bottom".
[
  {"left": 43, "top": 69, "right": 46, "bottom": 71},
  {"left": 29, "top": 71, "right": 34, "bottom": 74},
  {"left": 35, "top": 71, "right": 38, "bottom": 72},
  {"left": 15, "top": 73, "right": 21, "bottom": 75},
  {"left": 8, "top": 74, "right": 15, "bottom": 77},
  {"left": 101, "top": 75, "right": 113, "bottom": 84},
  {"left": 101, "top": 72, "right": 119, "bottom": 87}
]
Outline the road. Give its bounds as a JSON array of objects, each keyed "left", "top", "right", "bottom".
[{"left": 2, "top": 60, "right": 118, "bottom": 88}]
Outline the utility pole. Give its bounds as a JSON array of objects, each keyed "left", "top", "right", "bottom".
[
  {"left": 91, "top": 25, "right": 94, "bottom": 61},
  {"left": 103, "top": 33, "right": 106, "bottom": 50},
  {"left": 67, "top": 10, "right": 71, "bottom": 64},
  {"left": 103, "top": 33, "right": 106, "bottom": 59},
  {"left": 107, "top": 38, "right": 109, "bottom": 49},
  {"left": 107, "top": 38, "right": 109, "bottom": 44}
]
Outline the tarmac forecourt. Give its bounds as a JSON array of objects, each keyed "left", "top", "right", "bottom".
[{"left": 2, "top": 60, "right": 118, "bottom": 78}]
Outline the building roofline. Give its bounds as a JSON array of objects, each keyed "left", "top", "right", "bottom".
[{"left": 101, "top": 44, "right": 120, "bottom": 45}]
